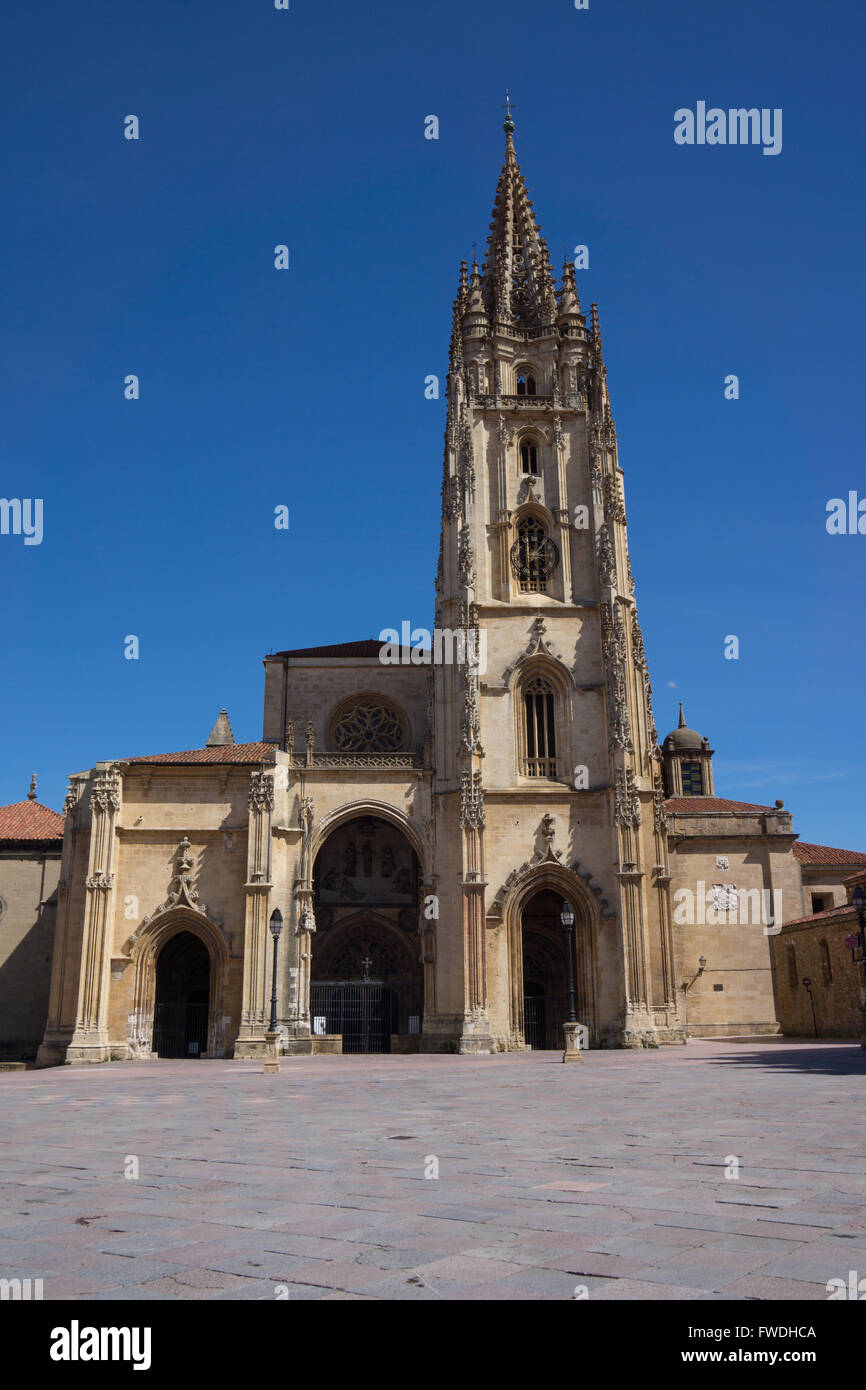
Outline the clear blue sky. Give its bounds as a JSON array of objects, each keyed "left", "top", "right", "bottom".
[{"left": 1, "top": 0, "right": 864, "bottom": 849}]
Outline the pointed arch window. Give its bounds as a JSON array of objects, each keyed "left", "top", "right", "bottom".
[
  {"left": 522, "top": 675, "right": 558, "bottom": 778},
  {"left": 520, "top": 440, "right": 539, "bottom": 475},
  {"left": 511, "top": 517, "right": 559, "bottom": 593}
]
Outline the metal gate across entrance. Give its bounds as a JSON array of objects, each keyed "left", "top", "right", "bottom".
[
  {"left": 310, "top": 983, "right": 398, "bottom": 1054},
  {"left": 152, "top": 1003, "right": 208, "bottom": 1058},
  {"left": 523, "top": 993, "right": 569, "bottom": 1050}
]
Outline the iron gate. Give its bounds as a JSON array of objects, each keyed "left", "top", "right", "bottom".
[
  {"left": 523, "top": 993, "right": 569, "bottom": 1050},
  {"left": 152, "top": 1003, "right": 209, "bottom": 1058},
  {"left": 310, "top": 983, "right": 399, "bottom": 1053}
]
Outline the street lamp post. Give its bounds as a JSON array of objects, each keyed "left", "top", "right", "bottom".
[
  {"left": 852, "top": 886, "right": 866, "bottom": 1050},
  {"left": 264, "top": 908, "right": 283, "bottom": 1073},
  {"left": 560, "top": 900, "right": 583, "bottom": 1063}
]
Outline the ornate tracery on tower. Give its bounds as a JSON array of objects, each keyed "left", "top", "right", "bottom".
[{"left": 430, "top": 101, "right": 681, "bottom": 1050}]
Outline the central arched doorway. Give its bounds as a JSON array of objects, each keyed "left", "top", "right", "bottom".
[
  {"left": 152, "top": 931, "right": 210, "bottom": 1058},
  {"left": 311, "top": 815, "right": 422, "bottom": 1053},
  {"left": 521, "top": 889, "right": 574, "bottom": 1050}
]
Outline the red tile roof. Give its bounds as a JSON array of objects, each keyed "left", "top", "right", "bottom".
[
  {"left": 793, "top": 842, "right": 866, "bottom": 867},
  {"left": 0, "top": 800, "right": 64, "bottom": 842},
  {"left": 665, "top": 796, "right": 775, "bottom": 815},
  {"left": 781, "top": 903, "right": 855, "bottom": 928},
  {"left": 126, "top": 743, "right": 278, "bottom": 766}
]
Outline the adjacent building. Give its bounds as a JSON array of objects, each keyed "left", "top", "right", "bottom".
[{"left": 0, "top": 779, "right": 63, "bottom": 1062}]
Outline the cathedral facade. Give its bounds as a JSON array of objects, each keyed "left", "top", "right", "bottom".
[{"left": 30, "top": 119, "right": 866, "bottom": 1066}]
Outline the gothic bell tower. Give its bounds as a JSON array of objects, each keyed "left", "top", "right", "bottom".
[{"left": 427, "top": 105, "right": 683, "bottom": 1052}]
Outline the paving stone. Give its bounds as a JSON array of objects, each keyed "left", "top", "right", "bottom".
[{"left": 1, "top": 1040, "right": 863, "bottom": 1301}]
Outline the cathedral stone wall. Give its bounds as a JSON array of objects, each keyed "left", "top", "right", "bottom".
[
  {"left": 666, "top": 806, "right": 805, "bottom": 1035},
  {"left": 263, "top": 656, "right": 428, "bottom": 751},
  {"left": 28, "top": 119, "right": 866, "bottom": 1063}
]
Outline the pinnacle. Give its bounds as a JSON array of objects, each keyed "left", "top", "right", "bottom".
[{"left": 206, "top": 708, "right": 236, "bottom": 747}]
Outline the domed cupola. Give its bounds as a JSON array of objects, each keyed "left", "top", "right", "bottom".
[{"left": 662, "top": 704, "right": 714, "bottom": 796}]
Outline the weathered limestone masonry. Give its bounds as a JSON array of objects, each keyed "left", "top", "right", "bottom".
[
  {"left": 37, "top": 744, "right": 292, "bottom": 1065},
  {"left": 665, "top": 798, "right": 798, "bottom": 1036},
  {"left": 427, "top": 110, "right": 681, "bottom": 1051},
  {"left": 260, "top": 651, "right": 432, "bottom": 1055},
  {"left": 31, "top": 116, "right": 866, "bottom": 1063}
]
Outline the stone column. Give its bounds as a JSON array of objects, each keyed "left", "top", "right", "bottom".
[
  {"left": 287, "top": 794, "right": 315, "bottom": 1055},
  {"left": 66, "top": 767, "right": 121, "bottom": 1063},
  {"left": 458, "top": 769, "right": 493, "bottom": 1053},
  {"left": 420, "top": 876, "right": 438, "bottom": 1024},
  {"left": 235, "top": 770, "right": 274, "bottom": 1059},
  {"left": 614, "top": 767, "right": 658, "bottom": 1047},
  {"left": 37, "top": 779, "right": 82, "bottom": 1065}
]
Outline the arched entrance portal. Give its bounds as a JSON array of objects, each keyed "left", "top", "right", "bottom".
[
  {"left": 311, "top": 816, "right": 422, "bottom": 1053},
  {"left": 521, "top": 889, "right": 574, "bottom": 1050},
  {"left": 152, "top": 931, "right": 210, "bottom": 1058}
]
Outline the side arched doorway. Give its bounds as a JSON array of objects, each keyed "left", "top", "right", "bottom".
[
  {"left": 311, "top": 815, "right": 422, "bottom": 1053},
  {"left": 152, "top": 931, "right": 210, "bottom": 1058}
]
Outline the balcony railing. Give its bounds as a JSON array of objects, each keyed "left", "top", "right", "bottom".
[
  {"left": 290, "top": 752, "right": 424, "bottom": 770},
  {"left": 522, "top": 757, "right": 560, "bottom": 780}
]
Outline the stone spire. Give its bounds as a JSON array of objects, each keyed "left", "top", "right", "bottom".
[
  {"left": 27, "top": 773, "right": 37, "bottom": 801},
  {"left": 480, "top": 99, "right": 558, "bottom": 328},
  {"left": 678, "top": 702, "right": 687, "bottom": 727},
  {"left": 206, "top": 709, "right": 236, "bottom": 747},
  {"left": 558, "top": 254, "right": 583, "bottom": 324}
]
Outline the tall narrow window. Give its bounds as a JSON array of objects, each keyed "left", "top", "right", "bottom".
[
  {"left": 520, "top": 440, "right": 539, "bottom": 475},
  {"left": 786, "top": 946, "right": 797, "bottom": 992},
  {"left": 680, "top": 760, "right": 703, "bottom": 795},
  {"left": 511, "top": 518, "right": 558, "bottom": 593},
  {"left": 517, "top": 372, "right": 537, "bottom": 396},
  {"left": 819, "top": 939, "right": 832, "bottom": 985},
  {"left": 523, "top": 676, "right": 557, "bottom": 778}
]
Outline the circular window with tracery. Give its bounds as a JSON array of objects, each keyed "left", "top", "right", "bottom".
[
  {"left": 511, "top": 520, "right": 559, "bottom": 593},
  {"left": 332, "top": 701, "right": 405, "bottom": 753}
]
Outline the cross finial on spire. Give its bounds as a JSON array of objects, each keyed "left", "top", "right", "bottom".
[
  {"left": 27, "top": 773, "right": 37, "bottom": 801},
  {"left": 503, "top": 90, "right": 515, "bottom": 136}
]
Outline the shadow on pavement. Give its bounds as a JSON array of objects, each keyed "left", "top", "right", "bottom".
[{"left": 708, "top": 1043, "right": 866, "bottom": 1076}]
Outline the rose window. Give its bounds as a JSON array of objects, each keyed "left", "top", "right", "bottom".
[{"left": 333, "top": 702, "right": 404, "bottom": 752}]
